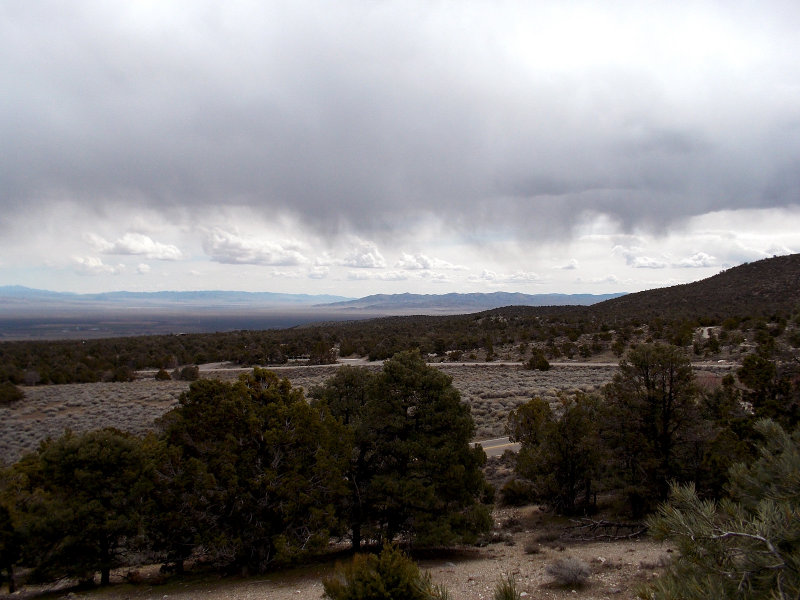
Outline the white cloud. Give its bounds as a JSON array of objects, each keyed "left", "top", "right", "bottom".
[
  {"left": 764, "top": 245, "right": 794, "bottom": 257},
  {"left": 340, "top": 241, "right": 386, "bottom": 268},
  {"left": 395, "top": 252, "right": 467, "bottom": 271},
  {"left": 612, "top": 245, "right": 669, "bottom": 269},
  {"left": 577, "top": 274, "right": 622, "bottom": 285},
  {"left": 136, "top": 263, "right": 151, "bottom": 274},
  {"left": 505, "top": 271, "right": 543, "bottom": 283},
  {"left": 271, "top": 270, "right": 303, "bottom": 279},
  {"left": 470, "top": 270, "right": 499, "bottom": 283},
  {"left": 88, "top": 232, "right": 183, "bottom": 260},
  {"left": 73, "top": 256, "right": 124, "bottom": 275},
  {"left": 674, "top": 252, "right": 716, "bottom": 268},
  {"left": 377, "top": 271, "right": 409, "bottom": 281},
  {"left": 308, "top": 266, "right": 329, "bottom": 279},
  {"left": 347, "top": 271, "right": 373, "bottom": 281},
  {"left": 202, "top": 228, "right": 309, "bottom": 266},
  {"left": 468, "top": 270, "right": 542, "bottom": 284},
  {"left": 419, "top": 271, "right": 452, "bottom": 283}
]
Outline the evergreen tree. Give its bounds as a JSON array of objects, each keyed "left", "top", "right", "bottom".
[
  {"left": 0, "top": 504, "right": 20, "bottom": 593},
  {"left": 509, "top": 393, "right": 602, "bottom": 514},
  {"left": 645, "top": 419, "right": 800, "bottom": 599},
  {"left": 602, "top": 344, "right": 701, "bottom": 516},
  {"left": 737, "top": 354, "right": 800, "bottom": 429},
  {"left": 159, "top": 368, "right": 349, "bottom": 572},
  {"left": 313, "top": 352, "right": 492, "bottom": 549},
  {"left": 9, "top": 429, "right": 150, "bottom": 585}
]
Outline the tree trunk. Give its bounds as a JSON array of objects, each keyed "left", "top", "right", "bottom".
[
  {"left": 7, "top": 564, "right": 15, "bottom": 594},
  {"left": 101, "top": 567, "right": 110, "bottom": 586},
  {"left": 352, "top": 521, "right": 362, "bottom": 552}
]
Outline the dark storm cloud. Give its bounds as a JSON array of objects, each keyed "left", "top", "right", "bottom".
[{"left": 2, "top": 1, "right": 800, "bottom": 240}]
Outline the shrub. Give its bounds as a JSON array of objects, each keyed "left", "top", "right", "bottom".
[
  {"left": 493, "top": 574, "right": 521, "bottom": 600},
  {"left": 0, "top": 382, "right": 24, "bottom": 406},
  {"left": 526, "top": 350, "right": 550, "bottom": 371},
  {"left": 499, "top": 479, "right": 536, "bottom": 506},
  {"left": 545, "top": 557, "right": 591, "bottom": 587},
  {"left": 174, "top": 365, "right": 199, "bottom": 381},
  {"left": 323, "top": 545, "right": 448, "bottom": 600},
  {"left": 155, "top": 369, "right": 172, "bottom": 381},
  {"left": 111, "top": 366, "right": 135, "bottom": 382}
]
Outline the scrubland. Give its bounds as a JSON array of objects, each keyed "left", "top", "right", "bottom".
[{"left": 0, "top": 363, "right": 617, "bottom": 464}]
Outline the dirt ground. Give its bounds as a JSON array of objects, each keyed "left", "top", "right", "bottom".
[{"left": 6, "top": 507, "right": 671, "bottom": 600}]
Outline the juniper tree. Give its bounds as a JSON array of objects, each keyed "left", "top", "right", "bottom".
[
  {"left": 312, "top": 351, "right": 492, "bottom": 549},
  {"left": 8, "top": 429, "right": 150, "bottom": 586},
  {"left": 508, "top": 393, "right": 602, "bottom": 514},
  {"left": 158, "top": 369, "right": 349, "bottom": 572}
]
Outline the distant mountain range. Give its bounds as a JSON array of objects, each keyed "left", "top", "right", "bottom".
[
  {"left": 321, "top": 292, "right": 625, "bottom": 311},
  {"left": 0, "top": 287, "right": 627, "bottom": 339},
  {"left": 0, "top": 286, "right": 622, "bottom": 312},
  {"left": 2, "top": 254, "right": 798, "bottom": 340},
  {"left": 0, "top": 286, "right": 353, "bottom": 308}
]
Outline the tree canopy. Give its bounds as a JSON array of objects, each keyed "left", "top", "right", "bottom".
[
  {"left": 646, "top": 419, "right": 800, "bottom": 599},
  {"left": 158, "top": 368, "right": 349, "bottom": 572},
  {"left": 312, "top": 351, "right": 492, "bottom": 549}
]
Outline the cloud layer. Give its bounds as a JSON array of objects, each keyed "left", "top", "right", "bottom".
[{"left": 1, "top": 1, "right": 799, "bottom": 294}]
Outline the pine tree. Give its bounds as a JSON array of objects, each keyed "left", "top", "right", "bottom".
[
  {"left": 602, "top": 344, "right": 701, "bottom": 516},
  {"left": 644, "top": 419, "right": 800, "bottom": 599}
]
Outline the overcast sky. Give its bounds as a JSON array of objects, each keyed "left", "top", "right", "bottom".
[{"left": 2, "top": 1, "right": 799, "bottom": 297}]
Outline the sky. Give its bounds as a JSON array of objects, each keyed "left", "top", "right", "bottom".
[{"left": 2, "top": 1, "right": 799, "bottom": 298}]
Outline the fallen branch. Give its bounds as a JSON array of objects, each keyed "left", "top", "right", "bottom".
[{"left": 565, "top": 518, "right": 648, "bottom": 541}]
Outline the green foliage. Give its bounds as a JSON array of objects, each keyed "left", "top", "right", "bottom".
[
  {"left": 0, "top": 382, "right": 23, "bottom": 406},
  {"left": 602, "top": 344, "right": 701, "bottom": 516},
  {"left": 525, "top": 349, "right": 550, "bottom": 371},
  {"left": 312, "top": 352, "right": 491, "bottom": 550},
  {"left": 493, "top": 574, "right": 521, "bottom": 600},
  {"left": 499, "top": 479, "right": 537, "bottom": 506},
  {"left": 323, "top": 544, "right": 448, "bottom": 600},
  {"left": 737, "top": 353, "right": 800, "bottom": 428},
  {"left": 174, "top": 364, "right": 199, "bottom": 381},
  {"left": 644, "top": 420, "right": 800, "bottom": 600},
  {"left": 110, "top": 365, "right": 135, "bottom": 382},
  {"left": 8, "top": 428, "right": 150, "bottom": 585},
  {"left": 509, "top": 394, "right": 602, "bottom": 514},
  {"left": 159, "top": 369, "right": 349, "bottom": 572},
  {"left": 0, "top": 504, "right": 20, "bottom": 592}
]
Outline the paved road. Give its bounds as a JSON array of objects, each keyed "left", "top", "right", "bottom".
[{"left": 473, "top": 437, "right": 520, "bottom": 457}]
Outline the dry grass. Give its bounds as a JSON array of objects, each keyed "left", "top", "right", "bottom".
[{"left": 0, "top": 363, "right": 616, "bottom": 465}]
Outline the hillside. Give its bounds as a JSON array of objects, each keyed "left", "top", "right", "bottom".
[{"left": 588, "top": 254, "right": 800, "bottom": 322}]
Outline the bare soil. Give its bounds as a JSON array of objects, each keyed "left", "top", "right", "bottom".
[{"left": 6, "top": 507, "right": 671, "bottom": 600}]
